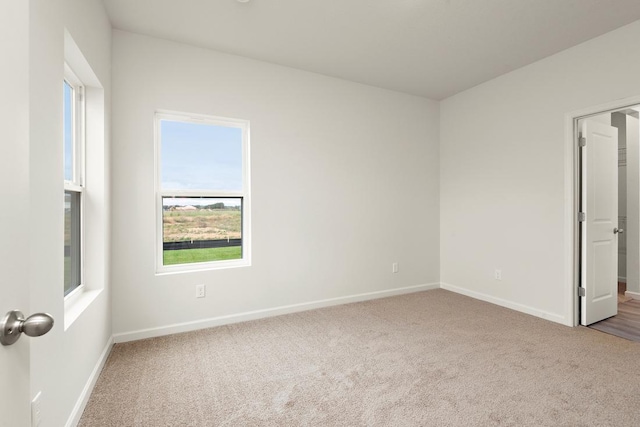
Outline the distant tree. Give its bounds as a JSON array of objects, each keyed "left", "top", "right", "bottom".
[{"left": 204, "top": 202, "right": 225, "bottom": 209}]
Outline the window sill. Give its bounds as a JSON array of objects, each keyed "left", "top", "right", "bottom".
[
  {"left": 64, "top": 287, "right": 102, "bottom": 330},
  {"left": 156, "top": 259, "right": 251, "bottom": 276}
]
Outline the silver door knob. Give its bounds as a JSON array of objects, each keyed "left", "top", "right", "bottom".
[
  {"left": 0, "top": 310, "right": 54, "bottom": 346},
  {"left": 614, "top": 228, "right": 624, "bottom": 234}
]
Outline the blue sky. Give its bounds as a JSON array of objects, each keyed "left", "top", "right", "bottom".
[{"left": 161, "top": 120, "right": 242, "bottom": 192}]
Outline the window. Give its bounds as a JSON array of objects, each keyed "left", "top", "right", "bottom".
[
  {"left": 155, "top": 112, "right": 250, "bottom": 273},
  {"left": 63, "top": 29, "right": 107, "bottom": 328},
  {"left": 63, "top": 65, "right": 84, "bottom": 296}
]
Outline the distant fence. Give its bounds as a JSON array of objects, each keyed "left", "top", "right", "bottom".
[{"left": 163, "top": 238, "right": 242, "bottom": 251}]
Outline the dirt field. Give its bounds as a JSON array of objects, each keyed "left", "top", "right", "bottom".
[{"left": 162, "top": 209, "right": 241, "bottom": 242}]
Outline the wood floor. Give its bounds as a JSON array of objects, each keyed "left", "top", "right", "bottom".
[{"left": 589, "top": 298, "right": 640, "bottom": 342}]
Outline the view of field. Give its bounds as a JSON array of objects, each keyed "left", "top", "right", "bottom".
[
  {"left": 163, "top": 247, "right": 242, "bottom": 265},
  {"left": 64, "top": 208, "right": 71, "bottom": 292},
  {"left": 64, "top": 191, "right": 80, "bottom": 294},
  {"left": 163, "top": 207, "right": 241, "bottom": 241},
  {"left": 162, "top": 205, "right": 242, "bottom": 265}
]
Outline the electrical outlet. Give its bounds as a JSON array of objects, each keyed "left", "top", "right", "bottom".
[
  {"left": 494, "top": 269, "right": 502, "bottom": 281},
  {"left": 196, "top": 284, "right": 206, "bottom": 298},
  {"left": 32, "top": 392, "right": 42, "bottom": 427},
  {"left": 392, "top": 262, "right": 399, "bottom": 273}
]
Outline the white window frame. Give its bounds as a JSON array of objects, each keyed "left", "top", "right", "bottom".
[
  {"left": 154, "top": 110, "right": 251, "bottom": 274},
  {"left": 63, "top": 63, "right": 86, "bottom": 298}
]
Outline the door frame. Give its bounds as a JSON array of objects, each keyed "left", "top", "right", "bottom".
[{"left": 565, "top": 95, "right": 640, "bottom": 326}]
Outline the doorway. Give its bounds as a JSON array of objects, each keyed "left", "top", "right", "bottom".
[{"left": 577, "top": 106, "right": 640, "bottom": 341}]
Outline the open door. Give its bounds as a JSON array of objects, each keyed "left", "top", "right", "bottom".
[
  {"left": 580, "top": 118, "right": 620, "bottom": 325},
  {"left": 0, "top": 1, "right": 32, "bottom": 425}
]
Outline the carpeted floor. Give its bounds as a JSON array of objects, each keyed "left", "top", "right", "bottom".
[{"left": 79, "top": 289, "right": 640, "bottom": 426}]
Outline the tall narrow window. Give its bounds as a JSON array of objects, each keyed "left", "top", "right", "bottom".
[
  {"left": 63, "top": 66, "right": 84, "bottom": 295},
  {"left": 156, "top": 112, "right": 250, "bottom": 272}
]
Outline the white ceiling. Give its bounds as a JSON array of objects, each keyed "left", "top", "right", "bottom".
[{"left": 103, "top": 0, "right": 640, "bottom": 100}]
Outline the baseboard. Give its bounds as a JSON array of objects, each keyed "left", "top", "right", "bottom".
[
  {"left": 66, "top": 336, "right": 114, "bottom": 427},
  {"left": 618, "top": 277, "right": 627, "bottom": 283},
  {"left": 113, "top": 283, "right": 440, "bottom": 343},
  {"left": 625, "top": 290, "right": 640, "bottom": 300},
  {"left": 440, "top": 282, "right": 567, "bottom": 325}
]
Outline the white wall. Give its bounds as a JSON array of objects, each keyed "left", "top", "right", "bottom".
[
  {"left": 625, "top": 114, "right": 640, "bottom": 296},
  {"left": 27, "top": 1, "right": 112, "bottom": 426},
  {"left": 111, "top": 30, "right": 440, "bottom": 339},
  {"left": 440, "top": 20, "right": 640, "bottom": 324}
]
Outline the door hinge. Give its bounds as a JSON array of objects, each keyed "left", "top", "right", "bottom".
[
  {"left": 578, "top": 212, "right": 586, "bottom": 222},
  {"left": 578, "top": 287, "right": 586, "bottom": 297},
  {"left": 579, "top": 136, "right": 586, "bottom": 147}
]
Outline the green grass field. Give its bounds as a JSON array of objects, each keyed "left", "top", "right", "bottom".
[
  {"left": 161, "top": 207, "right": 243, "bottom": 266},
  {"left": 163, "top": 246, "right": 242, "bottom": 265}
]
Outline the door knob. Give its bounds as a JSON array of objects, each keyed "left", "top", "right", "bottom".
[
  {"left": 0, "top": 310, "right": 54, "bottom": 346},
  {"left": 614, "top": 228, "right": 624, "bottom": 234}
]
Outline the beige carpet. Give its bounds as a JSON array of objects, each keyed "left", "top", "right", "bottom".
[{"left": 79, "top": 289, "right": 640, "bottom": 426}]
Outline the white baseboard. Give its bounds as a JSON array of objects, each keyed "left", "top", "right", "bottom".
[
  {"left": 66, "top": 336, "right": 114, "bottom": 427},
  {"left": 440, "top": 282, "right": 567, "bottom": 325},
  {"left": 113, "top": 283, "right": 440, "bottom": 343},
  {"left": 625, "top": 290, "right": 640, "bottom": 300},
  {"left": 618, "top": 277, "right": 627, "bottom": 283}
]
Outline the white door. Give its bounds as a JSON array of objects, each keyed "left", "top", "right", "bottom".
[
  {"left": 580, "top": 118, "right": 619, "bottom": 326},
  {"left": 0, "top": 1, "right": 32, "bottom": 425}
]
